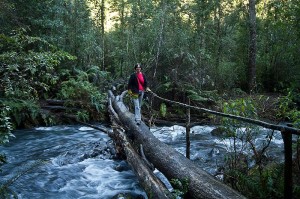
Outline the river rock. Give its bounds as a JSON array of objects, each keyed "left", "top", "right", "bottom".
[
  {"left": 114, "top": 161, "right": 131, "bottom": 172},
  {"left": 112, "top": 192, "right": 145, "bottom": 199},
  {"left": 210, "top": 126, "right": 227, "bottom": 137}
]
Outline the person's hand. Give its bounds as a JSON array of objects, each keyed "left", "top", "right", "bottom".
[
  {"left": 146, "top": 87, "right": 151, "bottom": 92},
  {"left": 128, "top": 90, "right": 138, "bottom": 99}
]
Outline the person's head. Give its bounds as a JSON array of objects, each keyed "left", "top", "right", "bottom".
[{"left": 134, "top": 63, "right": 142, "bottom": 72}]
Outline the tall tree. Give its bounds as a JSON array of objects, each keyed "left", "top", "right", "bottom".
[
  {"left": 90, "top": 0, "right": 106, "bottom": 70},
  {"left": 101, "top": 0, "right": 105, "bottom": 70},
  {"left": 153, "top": 2, "right": 166, "bottom": 79},
  {"left": 248, "top": 0, "right": 257, "bottom": 93}
]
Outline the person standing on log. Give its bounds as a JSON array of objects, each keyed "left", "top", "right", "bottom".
[{"left": 128, "top": 63, "right": 150, "bottom": 125}]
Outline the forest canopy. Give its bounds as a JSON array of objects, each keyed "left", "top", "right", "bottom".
[{"left": 0, "top": 0, "right": 299, "bottom": 127}]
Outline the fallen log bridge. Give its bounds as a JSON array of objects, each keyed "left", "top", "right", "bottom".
[{"left": 108, "top": 90, "right": 245, "bottom": 199}]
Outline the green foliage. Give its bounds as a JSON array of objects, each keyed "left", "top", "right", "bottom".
[
  {"left": 30, "top": 0, "right": 103, "bottom": 70},
  {"left": 2, "top": 0, "right": 300, "bottom": 96},
  {"left": 222, "top": 98, "right": 258, "bottom": 126},
  {"left": 0, "top": 104, "right": 13, "bottom": 172},
  {"left": 159, "top": 103, "right": 167, "bottom": 118},
  {"left": 170, "top": 178, "right": 189, "bottom": 198},
  {"left": 187, "top": 89, "right": 219, "bottom": 103},
  {"left": 0, "top": 30, "right": 78, "bottom": 127},
  {"left": 0, "top": 105, "right": 14, "bottom": 145},
  {"left": 278, "top": 87, "right": 300, "bottom": 128},
  {"left": 220, "top": 98, "right": 296, "bottom": 198},
  {"left": 58, "top": 68, "right": 109, "bottom": 121},
  {"left": 76, "top": 111, "right": 90, "bottom": 123},
  {"left": 59, "top": 77, "right": 105, "bottom": 101},
  {"left": 1, "top": 99, "right": 39, "bottom": 127},
  {"left": 216, "top": 61, "right": 240, "bottom": 90},
  {"left": 225, "top": 163, "right": 284, "bottom": 199},
  {"left": 256, "top": 0, "right": 300, "bottom": 92},
  {"left": 221, "top": 98, "right": 259, "bottom": 150},
  {"left": 157, "top": 78, "right": 173, "bottom": 93},
  {"left": 0, "top": 30, "right": 76, "bottom": 100},
  {"left": 40, "top": 112, "right": 56, "bottom": 127}
]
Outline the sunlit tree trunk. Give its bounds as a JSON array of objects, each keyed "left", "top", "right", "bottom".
[
  {"left": 248, "top": 0, "right": 257, "bottom": 93},
  {"left": 153, "top": 18, "right": 164, "bottom": 79},
  {"left": 100, "top": 0, "right": 105, "bottom": 70},
  {"left": 214, "top": 0, "right": 222, "bottom": 88},
  {"left": 154, "top": 4, "right": 166, "bottom": 79},
  {"left": 119, "top": 0, "right": 125, "bottom": 77},
  {"left": 91, "top": 0, "right": 106, "bottom": 70}
]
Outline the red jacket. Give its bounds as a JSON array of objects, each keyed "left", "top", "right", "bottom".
[{"left": 128, "top": 73, "right": 148, "bottom": 94}]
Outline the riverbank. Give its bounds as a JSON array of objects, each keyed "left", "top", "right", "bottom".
[{"left": 8, "top": 90, "right": 295, "bottom": 133}]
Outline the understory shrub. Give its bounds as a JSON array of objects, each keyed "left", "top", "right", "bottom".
[
  {"left": 220, "top": 98, "right": 291, "bottom": 198},
  {"left": 58, "top": 77, "right": 107, "bottom": 122}
]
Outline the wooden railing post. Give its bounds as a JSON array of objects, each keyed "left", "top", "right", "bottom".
[
  {"left": 281, "top": 131, "right": 293, "bottom": 199},
  {"left": 186, "top": 98, "right": 191, "bottom": 159}
]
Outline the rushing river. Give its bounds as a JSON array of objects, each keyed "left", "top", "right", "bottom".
[
  {"left": 0, "top": 125, "right": 146, "bottom": 199},
  {"left": 0, "top": 124, "right": 286, "bottom": 198}
]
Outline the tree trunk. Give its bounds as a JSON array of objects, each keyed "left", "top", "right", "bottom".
[
  {"left": 153, "top": 5, "right": 166, "bottom": 79},
  {"left": 108, "top": 91, "right": 246, "bottom": 199},
  {"left": 112, "top": 127, "right": 172, "bottom": 199},
  {"left": 107, "top": 96, "right": 172, "bottom": 198},
  {"left": 186, "top": 98, "right": 191, "bottom": 159},
  {"left": 248, "top": 0, "right": 257, "bottom": 93},
  {"left": 101, "top": 0, "right": 105, "bottom": 70}
]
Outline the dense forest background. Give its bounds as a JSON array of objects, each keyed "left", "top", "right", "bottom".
[
  {"left": 1, "top": 0, "right": 300, "bottom": 198},
  {"left": 1, "top": 0, "right": 299, "bottom": 126},
  {"left": 1, "top": 0, "right": 300, "bottom": 120}
]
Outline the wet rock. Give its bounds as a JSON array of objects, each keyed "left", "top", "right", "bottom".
[
  {"left": 112, "top": 193, "right": 145, "bottom": 199},
  {"left": 210, "top": 127, "right": 227, "bottom": 137},
  {"left": 114, "top": 161, "right": 131, "bottom": 172},
  {"left": 69, "top": 137, "right": 119, "bottom": 162},
  {"left": 78, "top": 153, "right": 90, "bottom": 161},
  {"left": 207, "top": 148, "right": 220, "bottom": 157},
  {"left": 107, "top": 140, "right": 116, "bottom": 156},
  {"left": 90, "top": 148, "right": 103, "bottom": 158}
]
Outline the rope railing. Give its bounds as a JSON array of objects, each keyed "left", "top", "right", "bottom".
[
  {"left": 149, "top": 91, "right": 299, "bottom": 199},
  {"left": 150, "top": 91, "right": 300, "bottom": 135}
]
